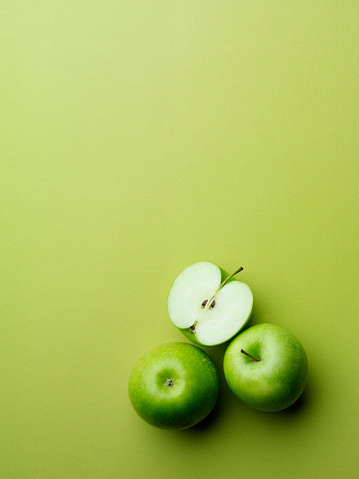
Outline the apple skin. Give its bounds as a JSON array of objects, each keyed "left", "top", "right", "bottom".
[
  {"left": 128, "top": 342, "right": 219, "bottom": 430},
  {"left": 169, "top": 264, "right": 253, "bottom": 346},
  {"left": 223, "top": 323, "right": 308, "bottom": 412}
]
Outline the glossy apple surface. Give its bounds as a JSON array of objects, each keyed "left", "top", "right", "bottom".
[
  {"left": 128, "top": 342, "right": 219, "bottom": 429},
  {"left": 223, "top": 323, "right": 308, "bottom": 412},
  {"left": 168, "top": 262, "right": 253, "bottom": 346}
]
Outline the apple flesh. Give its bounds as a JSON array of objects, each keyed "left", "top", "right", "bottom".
[
  {"left": 128, "top": 342, "right": 219, "bottom": 430},
  {"left": 223, "top": 323, "right": 308, "bottom": 412},
  {"left": 168, "top": 262, "right": 253, "bottom": 346}
]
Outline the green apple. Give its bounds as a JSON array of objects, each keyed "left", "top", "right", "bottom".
[
  {"left": 167, "top": 262, "right": 253, "bottom": 346},
  {"left": 128, "top": 342, "right": 219, "bottom": 430},
  {"left": 223, "top": 323, "right": 308, "bottom": 412}
]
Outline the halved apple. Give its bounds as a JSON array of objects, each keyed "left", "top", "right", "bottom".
[{"left": 168, "top": 262, "right": 253, "bottom": 346}]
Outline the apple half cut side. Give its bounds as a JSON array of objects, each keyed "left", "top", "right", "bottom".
[{"left": 167, "top": 262, "right": 253, "bottom": 346}]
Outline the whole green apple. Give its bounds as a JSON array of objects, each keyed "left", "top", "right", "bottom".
[
  {"left": 168, "top": 262, "right": 253, "bottom": 346},
  {"left": 223, "top": 323, "right": 308, "bottom": 412},
  {"left": 128, "top": 342, "right": 219, "bottom": 429}
]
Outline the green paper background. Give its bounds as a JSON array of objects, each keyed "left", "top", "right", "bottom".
[{"left": 1, "top": 2, "right": 358, "bottom": 478}]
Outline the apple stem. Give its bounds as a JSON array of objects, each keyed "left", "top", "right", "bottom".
[
  {"left": 240, "top": 349, "right": 261, "bottom": 362},
  {"left": 203, "top": 267, "right": 244, "bottom": 311},
  {"left": 219, "top": 267, "right": 244, "bottom": 289}
]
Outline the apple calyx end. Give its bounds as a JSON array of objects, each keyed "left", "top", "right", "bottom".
[
  {"left": 165, "top": 379, "right": 174, "bottom": 387},
  {"left": 189, "top": 321, "right": 198, "bottom": 333}
]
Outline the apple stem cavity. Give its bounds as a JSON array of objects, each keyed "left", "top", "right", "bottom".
[
  {"left": 219, "top": 266, "right": 244, "bottom": 289},
  {"left": 240, "top": 349, "right": 261, "bottom": 362},
  {"left": 202, "top": 266, "right": 244, "bottom": 312},
  {"left": 165, "top": 379, "right": 174, "bottom": 387}
]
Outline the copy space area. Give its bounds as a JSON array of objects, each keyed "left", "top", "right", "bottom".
[{"left": 1, "top": 2, "right": 358, "bottom": 478}]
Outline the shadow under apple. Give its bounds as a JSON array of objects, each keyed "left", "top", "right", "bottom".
[{"left": 182, "top": 339, "right": 312, "bottom": 433}]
